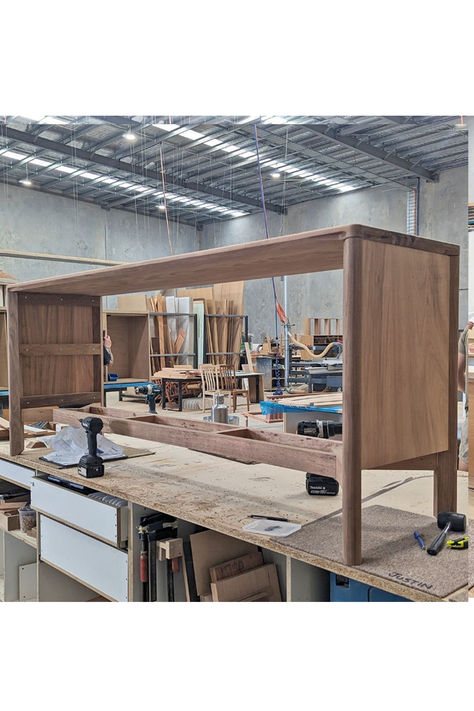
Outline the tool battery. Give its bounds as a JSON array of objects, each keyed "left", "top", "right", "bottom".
[{"left": 306, "top": 473, "right": 339, "bottom": 496}]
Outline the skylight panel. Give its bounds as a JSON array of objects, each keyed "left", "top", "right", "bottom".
[
  {"left": 29, "top": 158, "right": 52, "bottom": 167},
  {"left": 1, "top": 150, "right": 25, "bottom": 160},
  {"left": 153, "top": 123, "right": 180, "bottom": 131},
  {"left": 203, "top": 138, "right": 222, "bottom": 147},
  {"left": 38, "top": 116, "right": 69, "bottom": 124},
  {"left": 55, "top": 165, "right": 78, "bottom": 174},
  {"left": 180, "top": 129, "right": 204, "bottom": 141}
]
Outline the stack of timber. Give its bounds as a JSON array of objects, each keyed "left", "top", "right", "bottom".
[
  {"left": 148, "top": 294, "right": 192, "bottom": 371},
  {"left": 276, "top": 392, "right": 343, "bottom": 408},
  {"left": 178, "top": 281, "right": 244, "bottom": 369},
  {"left": 301, "top": 316, "right": 343, "bottom": 348},
  {"left": 116, "top": 282, "right": 245, "bottom": 371}
]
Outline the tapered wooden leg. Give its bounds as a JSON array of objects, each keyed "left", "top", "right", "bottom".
[
  {"left": 342, "top": 237, "right": 363, "bottom": 565},
  {"left": 433, "top": 451, "right": 457, "bottom": 515},
  {"left": 342, "top": 448, "right": 362, "bottom": 565}
]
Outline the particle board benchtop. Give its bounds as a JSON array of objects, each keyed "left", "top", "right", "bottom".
[{"left": 0, "top": 438, "right": 467, "bottom": 602}]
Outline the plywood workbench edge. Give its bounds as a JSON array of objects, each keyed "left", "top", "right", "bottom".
[{"left": 0, "top": 449, "right": 464, "bottom": 603}]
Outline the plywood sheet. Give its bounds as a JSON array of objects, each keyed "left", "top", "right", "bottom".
[
  {"left": 210, "top": 563, "right": 281, "bottom": 602},
  {"left": 190, "top": 529, "right": 258, "bottom": 597},
  {"left": 280, "top": 505, "right": 467, "bottom": 600}
]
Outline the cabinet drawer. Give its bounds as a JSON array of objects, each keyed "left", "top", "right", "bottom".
[
  {"left": 40, "top": 515, "right": 128, "bottom": 601},
  {"left": 0, "top": 459, "right": 35, "bottom": 489},
  {"left": 31, "top": 478, "right": 128, "bottom": 547}
]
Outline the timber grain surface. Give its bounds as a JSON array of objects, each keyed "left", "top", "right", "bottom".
[{"left": 0, "top": 437, "right": 467, "bottom": 602}]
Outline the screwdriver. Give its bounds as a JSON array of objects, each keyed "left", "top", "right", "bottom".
[{"left": 413, "top": 531, "right": 425, "bottom": 550}]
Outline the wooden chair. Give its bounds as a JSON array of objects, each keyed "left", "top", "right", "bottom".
[
  {"left": 218, "top": 365, "right": 250, "bottom": 413},
  {"left": 199, "top": 364, "right": 232, "bottom": 412}
]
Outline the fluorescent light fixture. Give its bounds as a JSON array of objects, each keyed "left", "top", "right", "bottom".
[
  {"left": 271, "top": 172, "right": 281, "bottom": 179},
  {"left": 158, "top": 205, "right": 166, "bottom": 210},
  {"left": 113, "top": 181, "right": 132, "bottom": 188},
  {"left": 98, "top": 176, "right": 118, "bottom": 184},
  {"left": 132, "top": 185, "right": 149, "bottom": 192},
  {"left": 2, "top": 150, "right": 25, "bottom": 160},
  {"left": 55, "top": 165, "right": 77, "bottom": 174},
  {"left": 153, "top": 123, "right": 179, "bottom": 131},
  {"left": 80, "top": 172, "right": 100, "bottom": 180},
  {"left": 221, "top": 144, "right": 240, "bottom": 153},
  {"left": 19, "top": 178, "right": 32, "bottom": 186},
  {"left": 238, "top": 150, "right": 254, "bottom": 159},
  {"left": 123, "top": 132, "right": 137, "bottom": 141}
]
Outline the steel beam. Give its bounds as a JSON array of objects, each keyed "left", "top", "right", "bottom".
[
  {"left": 304, "top": 124, "right": 438, "bottom": 181},
  {"left": 0, "top": 126, "right": 285, "bottom": 214}
]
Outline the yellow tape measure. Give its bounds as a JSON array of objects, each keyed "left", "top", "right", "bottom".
[{"left": 446, "top": 536, "right": 468, "bottom": 549}]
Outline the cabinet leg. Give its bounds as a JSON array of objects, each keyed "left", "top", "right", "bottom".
[
  {"left": 433, "top": 450, "right": 457, "bottom": 515},
  {"left": 342, "top": 458, "right": 362, "bottom": 566}
]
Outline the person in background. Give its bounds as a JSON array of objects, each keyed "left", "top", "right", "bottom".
[
  {"left": 457, "top": 313, "right": 473, "bottom": 471},
  {"left": 103, "top": 333, "right": 114, "bottom": 366}
]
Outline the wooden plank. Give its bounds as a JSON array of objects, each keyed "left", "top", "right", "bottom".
[
  {"left": 209, "top": 551, "right": 264, "bottom": 583},
  {"left": 8, "top": 226, "right": 458, "bottom": 296},
  {"left": 21, "top": 406, "right": 58, "bottom": 423},
  {"left": 0, "top": 309, "right": 8, "bottom": 388},
  {"left": 7, "top": 291, "right": 23, "bottom": 455},
  {"left": 189, "top": 529, "right": 258, "bottom": 597},
  {"left": 52, "top": 407, "right": 340, "bottom": 476},
  {"left": 17, "top": 293, "right": 100, "bottom": 306},
  {"left": 19, "top": 343, "right": 101, "bottom": 356},
  {"left": 245, "top": 342, "right": 254, "bottom": 372},
  {"left": 210, "top": 563, "right": 281, "bottom": 602},
  {"left": 21, "top": 392, "right": 101, "bottom": 408}
]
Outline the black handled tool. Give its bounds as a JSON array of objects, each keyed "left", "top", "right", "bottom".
[
  {"left": 135, "top": 384, "right": 162, "bottom": 413},
  {"left": 78, "top": 417, "right": 105, "bottom": 478},
  {"left": 427, "top": 512, "right": 466, "bottom": 556}
]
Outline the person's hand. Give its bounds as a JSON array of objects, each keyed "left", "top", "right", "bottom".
[{"left": 103, "top": 334, "right": 112, "bottom": 349}]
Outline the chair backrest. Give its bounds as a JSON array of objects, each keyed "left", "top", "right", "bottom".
[
  {"left": 200, "top": 364, "right": 220, "bottom": 391},
  {"left": 218, "top": 365, "right": 237, "bottom": 390}
]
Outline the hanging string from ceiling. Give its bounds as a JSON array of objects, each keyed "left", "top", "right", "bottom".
[
  {"left": 253, "top": 122, "right": 286, "bottom": 395},
  {"left": 159, "top": 143, "right": 173, "bottom": 255}
]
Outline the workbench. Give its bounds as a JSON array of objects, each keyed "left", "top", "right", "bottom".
[
  {"left": 103, "top": 379, "right": 151, "bottom": 406},
  {"left": 0, "top": 436, "right": 467, "bottom": 603}
]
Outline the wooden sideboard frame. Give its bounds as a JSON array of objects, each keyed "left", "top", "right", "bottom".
[{"left": 7, "top": 224, "right": 459, "bottom": 565}]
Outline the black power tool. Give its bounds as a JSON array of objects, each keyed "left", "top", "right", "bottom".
[
  {"left": 297, "top": 420, "right": 341, "bottom": 496},
  {"left": 78, "top": 417, "right": 105, "bottom": 478},
  {"left": 136, "top": 384, "right": 162, "bottom": 413}
]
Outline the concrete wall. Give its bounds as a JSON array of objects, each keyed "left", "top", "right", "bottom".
[
  {"left": 1, "top": 163, "right": 468, "bottom": 336},
  {"left": 0, "top": 183, "right": 198, "bottom": 288},
  {"left": 201, "top": 166, "right": 468, "bottom": 339}
]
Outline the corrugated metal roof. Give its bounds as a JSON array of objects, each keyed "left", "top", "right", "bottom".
[{"left": 0, "top": 115, "right": 468, "bottom": 228}]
